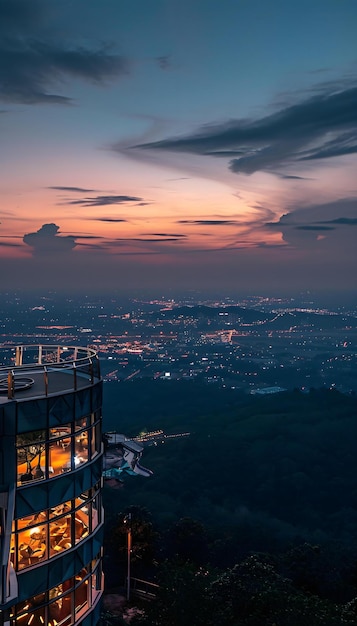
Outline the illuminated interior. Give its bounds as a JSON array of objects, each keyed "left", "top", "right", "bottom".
[
  {"left": 9, "top": 556, "right": 102, "bottom": 626},
  {"left": 10, "top": 485, "right": 101, "bottom": 571},
  {"left": 16, "top": 412, "right": 101, "bottom": 486}
]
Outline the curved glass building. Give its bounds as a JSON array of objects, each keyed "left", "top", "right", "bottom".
[{"left": 0, "top": 345, "right": 104, "bottom": 626}]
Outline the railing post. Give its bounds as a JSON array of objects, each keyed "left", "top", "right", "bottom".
[
  {"left": 44, "top": 366, "right": 48, "bottom": 397},
  {"left": 57, "top": 346, "right": 61, "bottom": 363},
  {"left": 38, "top": 345, "right": 42, "bottom": 365},
  {"left": 73, "top": 363, "right": 77, "bottom": 391},
  {"left": 89, "top": 359, "right": 94, "bottom": 384},
  {"left": 7, "top": 370, "right": 14, "bottom": 399},
  {"left": 15, "top": 346, "right": 23, "bottom": 366}
]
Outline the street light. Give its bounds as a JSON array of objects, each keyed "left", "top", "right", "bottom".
[{"left": 123, "top": 513, "right": 132, "bottom": 601}]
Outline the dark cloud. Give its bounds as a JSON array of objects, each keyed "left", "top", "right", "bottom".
[
  {"left": 0, "top": 0, "right": 42, "bottom": 30},
  {"left": 278, "top": 175, "right": 310, "bottom": 180},
  {"left": 177, "top": 219, "right": 239, "bottom": 225},
  {"left": 319, "top": 217, "right": 357, "bottom": 225},
  {"left": 298, "top": 131, "right": 357, "bottom": 161},
  {"left": 166, "top": 177, "right": 190, "bottom": 181},
  {"left": 133, "top": 84, "right": 357, "bottom": 174},
  {"left": 23, "top": 223, "right": 76, "bottom": 255},
  {"left": 0, "top": 1, "right": 130, "bottom": 104},
  {"left": 0, "top": 240, "right": 22, "bottom": 247},
  {"left": 295, "top": 225, "right": 334, "bottom": 231},
  {"left": 93, "top": 218, "right": 128, "bottom": 223},
  {"left": 149, "top": 233, "right": 187, "bottom": 237},
  {"left": 67, "top": 195, "right": 142, "bottom": 207},
  {"left": 156, "top": 55, "right": 172, "bottom": 70},
  {"left": 114, "top": 237, "right": 183, "bottom": 242},
  {"left": 264, "top": 198, "right": 357, "bottom": 248},
  {"left": 49, "top": 186, "right": 97, "bottom": 193}
]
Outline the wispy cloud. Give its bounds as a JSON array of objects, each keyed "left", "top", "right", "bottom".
[
  {"left": 92, "top": 217, "right": 128, "bottom": 223},
  {"left": 156, "top": 55, "right": 172, "bottom": 71},
  {"left": 113, "top": 237, "right": 184, "bottom": 243},
  {"left": 148, "top": 233, "right": 187, "bottom": 237},
  {"left": 319, "top": 217, "right": 357, "bottom": 225},
  {"left": 48, "top": 186, "right": 97, "bottom": 193},
  {"left": 0, "top": 0, "right": 130, "bottom": 105},
  {"left": 177, "top": 219, "right": 239, "bottom": 226},
  {"left": 0, "top": 240, "right": 22, "bottom": 247},
  {"left": 132, "top": 82, "right": 357, "bottom": 175},
  {"left": 67, "top": 195, "right": 143, "bottom": 207}
]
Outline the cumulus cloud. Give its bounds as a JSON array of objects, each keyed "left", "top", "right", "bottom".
[
  {"left": 0, "top": 0, "right": 130, "bottom": 104},
  {"left": 132, "top": 83, "right": 357, "bottom": 175},
  {"left": 23, "top": 223, "right": 77, "bottom": 255},
  {"left": 264, "top": 198, "right": 357, "bottom": 248}
]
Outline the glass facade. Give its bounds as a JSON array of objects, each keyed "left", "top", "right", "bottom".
[
  {"left": 16, "top": 411, "right": 101, "bottom": 486},
  {"left": 0, "top": 345, "right": 104, "bottom": 626},
  {"left": 9, "top": 556, "right": 102, "bottom": 626},
  {"left": 11, "top": 484, "right": 101, "bottom": 570}
]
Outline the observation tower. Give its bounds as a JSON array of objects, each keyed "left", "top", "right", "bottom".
[{"left": 0, "top": 345, "right": 104, "bottom": 626}]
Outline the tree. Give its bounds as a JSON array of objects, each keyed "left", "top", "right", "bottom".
[{"left": 110, "top": 506, "right": 158, "bottom": 569}]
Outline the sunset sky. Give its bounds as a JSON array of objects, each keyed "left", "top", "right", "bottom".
[{"left": 1, "top": 0, "right": 356, "bottom": 296}]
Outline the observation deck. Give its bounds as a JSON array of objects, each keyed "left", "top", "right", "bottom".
[{"left": 0, "top": 345, "right": 101, "bottom": 402}]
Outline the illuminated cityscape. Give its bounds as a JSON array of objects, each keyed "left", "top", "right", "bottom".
[{"left": 1, "top": 293, "right": 355, "bottom": 395}]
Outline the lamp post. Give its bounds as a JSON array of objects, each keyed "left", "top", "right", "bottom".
[{"left": 124, "top": 513, "right": 132, "bottom": 601}]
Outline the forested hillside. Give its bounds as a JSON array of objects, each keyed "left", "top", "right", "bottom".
[{"left": 102, "top": 384, "right": 357, "bottom": 624}]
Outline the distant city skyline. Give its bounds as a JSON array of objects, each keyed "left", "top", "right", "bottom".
[{"left": 0, "top": 0, "right": 356, "bottom": 296}]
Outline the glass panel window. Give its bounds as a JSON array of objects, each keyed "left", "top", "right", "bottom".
[
  {"left": 75, "top": 416, "right": 88, "bottom": 431},
  {"left": 57, "top": 590, "right": 72, "bottom": 626},
  {"left": 10, "top": 528, "right": 16, "bottom": 567},
  {"left": 17, "top": 526, "right": 47, "bottom": 570},
  {"left": 91, "top": 493, "right": 101, "bottom": 530},
  {"left": 49, "top": 516, "right": 72, "bottom": 557},
  {"left": 75, "top": 510, "right": 89, "bottom": 543},
  {"left": 12, "top": 491, "right": 98, "bottom": 571},
  {"left": 91, "top": 422, "right": 101, "bottom": 458},
  {"left": 74, "top": 429, "right": 89, "bottom": 466},
  {"left": 49, "top": 501, "right": 71, "bottom": 519},
  {"left": 10, "top": 561, "right": 101, "bottom": 625},
  {"left": 17, "top": 430, "right": 46, "bottom": 486},
  {"left": 48, "top": 438, "right": 72, "bottom": 477},
  {"left": 75, "top": 577, "right": 89, "bottom": 618},
  {"left": 48, "top": 590, "right": 63, "bottom": 626},
  {"left": 49, "top": 424, "right": 71, "bottom": 440}
]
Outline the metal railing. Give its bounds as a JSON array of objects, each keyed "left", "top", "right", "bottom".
[
  {"left": 126, "top": 577, "right": 159, "bottom": 600},
  {"left": 0, "top": 344, "right": 100, "bottom": 399}
]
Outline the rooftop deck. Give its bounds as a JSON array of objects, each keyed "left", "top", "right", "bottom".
[{"left": 0, "top": 345, "right": 100, "bottom": 402}]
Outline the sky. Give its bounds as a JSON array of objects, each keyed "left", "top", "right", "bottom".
[{"left": 0, "top": 0, "right": 356, "bottom": 298}]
